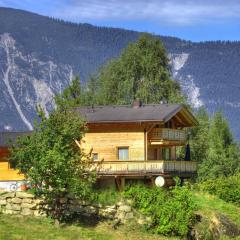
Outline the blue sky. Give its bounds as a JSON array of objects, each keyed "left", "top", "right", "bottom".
[{"left": 1, "top": 0, "right": 240, "bottom": 42}]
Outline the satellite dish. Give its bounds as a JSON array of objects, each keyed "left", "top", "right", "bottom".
[{"left": 155, "top": 176, "right": 165, "bottom": 187}]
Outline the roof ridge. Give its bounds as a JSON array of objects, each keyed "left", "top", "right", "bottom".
[{"left": 73, "top": 103, "right": 181, "bottom": 109}]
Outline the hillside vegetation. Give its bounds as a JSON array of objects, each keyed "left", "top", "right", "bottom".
[{"left": 0, "top": 190, "right": 240, "bottom": 240}]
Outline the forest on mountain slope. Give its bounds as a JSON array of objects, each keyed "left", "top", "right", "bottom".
[{"left": 0, "top": 7, "right": 240, "bottom": 139}]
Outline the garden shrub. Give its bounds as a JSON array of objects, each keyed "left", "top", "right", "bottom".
[
  {"left": 93, "top": 186, "right": 121, "bottom": 205},
  {"left": 200, "top": 173, "right": 240, "bottom": 205},
  {"left": 124, "top": 184, "right": 197, "bottom": 237}
]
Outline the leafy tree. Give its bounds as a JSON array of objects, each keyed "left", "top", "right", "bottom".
[
  {"left": 190, "top": 107, "right": 210, "bottom": 164},
  {"left": 56, "top": 35, "right": 186, "bottom": 107},
  {"left": 10, "top": 108, "right": 96, "bottom": 223},
  {"left": 55, "top": 76, "right": 86, "bottom": 109},
  {"left": 209, "top": 111, "right": 233, "bottom": 149},
  {"left": 84, "top": 76, "right": 100, "bottom": 106},
  {"left": 90, "top": 34, "right": 186, "bottom": 105}
]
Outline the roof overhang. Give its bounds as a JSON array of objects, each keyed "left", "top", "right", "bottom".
[
  {"left": 163, "top": 105, "right": 198, "bottom": 127},
  {"left": 85, "top": 105, "right": 198, "bottom": 127},
  {"left": 75, "top": 104, "right": 198, "bottom": 128}
]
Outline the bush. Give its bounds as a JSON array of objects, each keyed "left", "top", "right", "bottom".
[
  {"left": 124, "top": 184, "right": 197, "bottom": 236},
  {"left": 93, "top": 187, "right": 121, "bottom": 205},
  {"left": 200, "top": 173, "right": 240, "bottom": 205}
]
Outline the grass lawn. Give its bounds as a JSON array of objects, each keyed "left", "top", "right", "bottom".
[
  {"left": 0, "top": 214, "right": 179, "bottom": 240},
  {"left": 194, "top": 191, "right": 240, "bottom": 225},
  {"left": 192, "top": 191, "right": 240, "bottom": 240}
]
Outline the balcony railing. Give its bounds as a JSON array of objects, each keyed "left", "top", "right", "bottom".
[
  {"left": 93, "top": 160, "right": 197, "bottom": 175},
  {"left": 149, "top": 128, "right": 186, "bottom": 142}
]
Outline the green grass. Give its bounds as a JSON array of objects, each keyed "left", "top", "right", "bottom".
[
  {"left": 0, "top": 214, "right": 178, "bottom": 240},
  {"left": 194, "top": 191, "right": 240, "bottom": 225},
  {"left": 192, "top": 191, "right": 240, "bottom": 240}
]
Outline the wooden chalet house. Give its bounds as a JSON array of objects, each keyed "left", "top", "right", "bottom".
[
  {"left": 76, "top": 100, "right": 198, "bottom": 188},
  {"left": 0, "top": 101, "right": 197, "bottom": 190}
]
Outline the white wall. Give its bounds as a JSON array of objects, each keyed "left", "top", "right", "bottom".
[{"left": 0, "top": 181, "right": 24, "bottom": 192}]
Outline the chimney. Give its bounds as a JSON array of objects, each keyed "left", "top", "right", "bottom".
[{"left": 132, "top": 99, "right": 142, "bottom": 108}]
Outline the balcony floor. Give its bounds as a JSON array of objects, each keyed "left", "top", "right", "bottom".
[{"left": 93, "top": 160, "right": 197, "bottom": 178}]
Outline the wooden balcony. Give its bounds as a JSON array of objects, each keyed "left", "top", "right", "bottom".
[
  {"left": 93, "top": 160, "right": 197, "bottom": 177},
  {"left": 148, "top": 128, "right": 186, "bottom": 144}
]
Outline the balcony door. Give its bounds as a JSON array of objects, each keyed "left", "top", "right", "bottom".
[{"left": 162, "top": 147, "right": 171, "bottom": 160}]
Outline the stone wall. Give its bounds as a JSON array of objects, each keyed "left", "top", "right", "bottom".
[
  {"left": 0, "top": 192, "right": 42, "bottom": 216},
  {"left": 0, "top": 192, "right": 148, "bottom": 225}
]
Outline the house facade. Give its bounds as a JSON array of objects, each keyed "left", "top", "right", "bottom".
[
  {"left": 76, "top": 101, "right": 198, "bottom": 189},
  {"left": 0, "top": 102, "right": 198, "bottom": 191},
  {"left": 0, "top": 132, "right": 27, "bottom": 191}
]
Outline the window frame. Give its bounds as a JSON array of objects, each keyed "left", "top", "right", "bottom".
[
  {"left": 92, "top": 153, "right": 99, "bottom": 161},
  {"left": 117, "top": 146, "right": 129, "bottom": 161},
  {"left": 8, "top": 159, "right": 17, "bottom": 169}
]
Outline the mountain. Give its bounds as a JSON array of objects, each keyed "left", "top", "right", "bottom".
[{"left": 0, "top": 7, "right": 240, "bottom": 139}]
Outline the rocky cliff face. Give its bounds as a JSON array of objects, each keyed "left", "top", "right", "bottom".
[
  {"left": 0, "top": 33, "right": 72, "bottom": 131},
  {"left": 0, "top": 7, "right": 240, "bottom": 139},
  {"left": 170, "top": 53, "right": 203, "bottom": 109}
]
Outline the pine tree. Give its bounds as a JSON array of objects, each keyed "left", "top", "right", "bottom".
[
  {"left": 197, "top": 111, "right": 240, "bottom": 181},
  {"left": 190, "top": 107, "right": 210, "bottom": 164},
  {"left": 84, "top": 76, "right": 99, "bottom": 106}
]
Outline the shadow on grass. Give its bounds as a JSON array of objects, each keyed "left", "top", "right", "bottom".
[{"left": 62, "top": 213, "right": 103, "bottom": 228}]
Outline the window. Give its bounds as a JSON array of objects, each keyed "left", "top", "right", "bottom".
[
  {"left": 93, "top": 153, "right": 98, "bottom": 161},
  {"left": 118, "top": 147, "right": 129, "bottom": 160},
  {"left": 8, "top": 159, "right": 17, "bottom": 169}
]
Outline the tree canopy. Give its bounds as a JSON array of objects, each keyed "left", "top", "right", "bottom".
[
  {"left": 55, "top": 76, "right": 85, "bottom": 109},
  {"left": 93, "top": 34, "right": 186, "bottom": 105},
  {"left": 55, "top": 34, "right": 186, "bottom": 108},
  {"left": 11, "top": 108, "right": 96, "bottom": 222}
]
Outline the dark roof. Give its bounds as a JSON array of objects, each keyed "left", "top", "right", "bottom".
[
  {"left": 0, "top": 132, "right": 31, "bottom": 147},
  {"left": 74, "top": 104, "right": 198, "bottom": 126}
]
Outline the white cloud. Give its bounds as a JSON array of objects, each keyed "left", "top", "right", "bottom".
[
  {"left": 51, "top": 0, "right": 240, "bottom": 26},
  {"left": 1, "top": 0, "right": 240, "bottom": 26}
]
